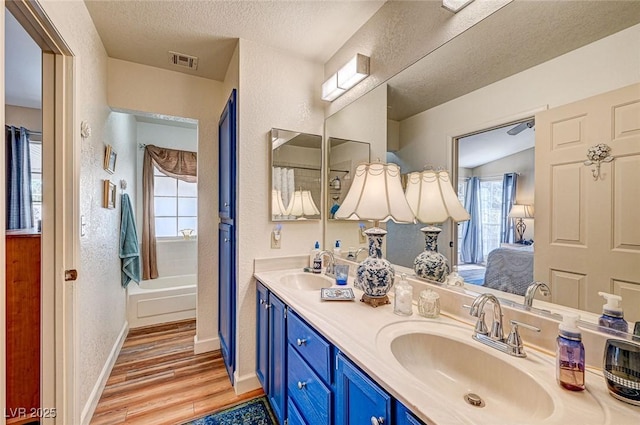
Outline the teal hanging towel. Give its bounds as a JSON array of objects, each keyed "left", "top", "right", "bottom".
[{"left": 120, "top": 193, "right": 141, "bottom": 287}]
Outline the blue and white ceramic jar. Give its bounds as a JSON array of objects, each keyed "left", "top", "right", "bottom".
[
  {"left": 355, "top": 227, "right": 395, "bottom": 297},
  {"left": 414, "top": 226, "right": 449, "bottom": 283}
]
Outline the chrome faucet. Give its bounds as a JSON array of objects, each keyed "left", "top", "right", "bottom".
[
  {"left": 468, "top": 293, "right": 540, "bottom": 358},
  {"left": 524, "top": 281, "right": 550, "bottom": 309},
  {"left": 316, "top": 250, "right": 335, "bottom": 277},
  {"left": 353, "top": 247, "right": 369, "bottom": 261},
  {"left": 469, "top": 293, "right": 504, "bottom": 340}
]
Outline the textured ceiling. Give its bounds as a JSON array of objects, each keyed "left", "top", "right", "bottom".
[
  {"left": 458, "top": 121, "right": 535, "bottom": 169},
  {"left": 84, "top": 0, "right": 386, "bottom": 81},
  {"left": 387, "top": 1, "right": 640, "bottom": 121}
]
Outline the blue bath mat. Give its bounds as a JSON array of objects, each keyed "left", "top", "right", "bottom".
[{"left": 183, "top": 396, "right": 276, "bottom": 425}]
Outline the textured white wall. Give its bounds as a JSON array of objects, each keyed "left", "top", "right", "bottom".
[
  {"left": 36, "top": 1, "right": 137, "bottom": 417},
  {"left": 107, "top": 58, "right": 224, "bottom": 352},
  {"left": 236, "top": 38, "right": 324, "bottom": 388},
  {"left": 5, "top": 105, "right": 42, "bottom": 131}
]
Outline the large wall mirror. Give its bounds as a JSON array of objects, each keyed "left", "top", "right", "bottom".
[
  {"left": 326, "top": 1, "right": 640, "bottom": 333},
  {"left": 270, "top": 128, "right": 322, "bottom": 221}
]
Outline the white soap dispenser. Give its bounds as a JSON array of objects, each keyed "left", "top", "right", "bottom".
[{"left": 597, "top": 292, "right": 628, "bottom": 333}]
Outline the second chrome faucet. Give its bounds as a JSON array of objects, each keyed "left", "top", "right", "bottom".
[{"left": 468, "top": 293, "right": 540, "bottom": 358}]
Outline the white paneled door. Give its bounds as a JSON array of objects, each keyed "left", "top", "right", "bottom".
[{"left": 535, "top": 83, "right": 640, "bottom": 323}]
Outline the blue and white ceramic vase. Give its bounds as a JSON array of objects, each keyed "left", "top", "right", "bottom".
[
  {"left": 355, "top": 227, "right": 395, "bottom": 297},
  {"left": 414, "top": 226, "right": 449, "bottom": 283}
]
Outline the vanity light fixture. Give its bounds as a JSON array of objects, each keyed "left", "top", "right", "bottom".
[
  {"left": 405, "top": 169, "right": 470, "bottom": 283},
  {"left": 508, "top": 204, "right": 534, "bottom": 243},
  {"left": 334, "top": 161, "right": 415, "bottom": 307},
  {"left": 442, "top": 0, "right": 475, "bottom": 13},
  {"left": 286, "top": 190, "right": 320, "bottom": 219},
  {"left": 321, "top": 54, "right": 370, "bottom": 102}
]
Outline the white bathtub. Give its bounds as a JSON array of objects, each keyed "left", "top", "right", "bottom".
[{"left": 127, "top": 274, "right": 196, "bottom": 328}]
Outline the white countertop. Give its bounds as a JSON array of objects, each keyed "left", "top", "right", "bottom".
[{"left": 254, "top": 267, "right": 640, "bottom": 425}]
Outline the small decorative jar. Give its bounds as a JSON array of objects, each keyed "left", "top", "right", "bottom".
[
  {"left": 418, "top": 289, "right": 440, "bottom": 318},
  {"left": 394, "top": 274, "right": 413, "bottom": 316}
]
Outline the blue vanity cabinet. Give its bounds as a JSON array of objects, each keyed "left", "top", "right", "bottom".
[
  {"left": 335, "top": 352, "right": 391, "bottom": 425},
  {"left": 287, "top": 309, "right": 333, "bottom": 425},
  {"left": 396, "top": 400, "right": 428, "bottom": 425},
  {"left": 255, "top": 281, "right": 287, "bottom": 424}
]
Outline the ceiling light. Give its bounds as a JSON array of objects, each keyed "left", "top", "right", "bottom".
[
  {"left": 442, "top": 0, "right": 474, "bottom": 13},
  {"left": 321, "top": 54, "right": 370, "bottom": 102}
]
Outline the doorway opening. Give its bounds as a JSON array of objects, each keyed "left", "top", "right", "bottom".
[{"left": 453, "top": 118, "right": 535, "bottom": 286}]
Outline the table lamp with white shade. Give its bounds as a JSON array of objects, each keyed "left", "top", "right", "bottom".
[
  {"left": 404, "top": 169, "right": 470, "bottom": 282},
  {"left": 508, "top": 204, "right": 533, "bottom": 243},
  {"left": 271, "top": 190, "right": 288, "bottom": 220},
  {"left": 286, "top": 189, "right": 320, "bottom": 219},
  {"left": 334, "top": 161, "right": 415, "bottom": 307}
]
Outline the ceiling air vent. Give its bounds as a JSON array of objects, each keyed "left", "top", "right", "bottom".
[{"left": 168, "top": 51, "right": 198, "bottom": 70}]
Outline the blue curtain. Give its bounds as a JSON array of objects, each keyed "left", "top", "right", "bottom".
[
  {"left": 460, "top": 177, "right": 483, "bottom": 264},
  {"left": 500, "top": 172, "right": 518, "bottom": 243},
  {"left": 5, "top": 126, "right": 33, "bottom": 230}
]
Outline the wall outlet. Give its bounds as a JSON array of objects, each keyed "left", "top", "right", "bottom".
[
  {"left": 271, "top": 230, "right": 281, "bottom": 249},
  {"left": 359, "top": 224, "right": 367, "bottom": 244}
]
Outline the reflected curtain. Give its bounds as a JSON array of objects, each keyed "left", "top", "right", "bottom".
[
  {"left": 500, "top": 172, "right": 518, "bottom": 243},
  {"left": 142, "top": 145, "right": 197, "bottom": 280},
  {"left": 460, "top": 177, "right": 483, "bottom": 264},
  {"left": 5, "top": 126, "right": 33, "bottom": 230}
]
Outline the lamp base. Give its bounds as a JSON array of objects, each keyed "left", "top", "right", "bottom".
[
  {"left": 414, "top": 226, "right": 450, "bottom": 283},
  {"left": 360, "top": 294, "right": 390, "bottom": 308}
]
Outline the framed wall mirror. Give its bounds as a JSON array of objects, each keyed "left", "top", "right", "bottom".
[
  {"left": 270, "top": 128, "right": 322, "bottom": 222},
  {"left": 328, "top": 1, "right": 640, "bottom": 333},
  {"left": 327, "top": 137, "right": 370, "bottom": 220}
]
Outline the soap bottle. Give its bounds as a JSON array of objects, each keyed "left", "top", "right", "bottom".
[
  {"left": 394, "top": 273, "right": 413, "bottom": 316},
  {"left": 597, "top": 292, "right": 628, "bottom": 333},
  {"left": 310, "top": 241, "right": 320, "bottom": 267},
  {"left": 333, "top": 240, "right": 342, "bottom": 258},
  {"left": 556, "top": 313, "right": 585, "bottom": 391}
]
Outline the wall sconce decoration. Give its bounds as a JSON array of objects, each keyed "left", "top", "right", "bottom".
[
  {"left": 81, "top": 120, "right": 91, "bottom": 139},
  {"left": 508, "top": 204, "right": 534, "bottom": 243},
  {"left": 405, "top": 169, "right": 470, "bottom": 282},
  {"left": 584, "top": 143, "right": 614, "bottom": 181},
  {"left": 335, "top": 162, "right": 415, "bottom": 307},
  {"left": 321, "top": 54, "right": 370, "bottom": 101}
]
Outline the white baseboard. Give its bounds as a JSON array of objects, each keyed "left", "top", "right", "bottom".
[
  {"left": 80, "top": 321, "right": 129, "bottom": 425},
  {"left": 233, "top": 371, "right": 261, "bottom": 395},
  {"left": 194, "top": 334, "right": 220, "bottom": 354}
]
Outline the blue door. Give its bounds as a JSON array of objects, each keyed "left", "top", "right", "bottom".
[
  {"left": 336, "top": 352, "right": 391, "bottom": 425},
  {"left": 268, "top": 295, "right": 287, "bottom": 424},
  {"left": 218, "top": 89, "right": 237, "bottom": 383}
]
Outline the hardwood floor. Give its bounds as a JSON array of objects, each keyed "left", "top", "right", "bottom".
[{"left": 90, "top": 320, "right": 263, "bottom": 425}]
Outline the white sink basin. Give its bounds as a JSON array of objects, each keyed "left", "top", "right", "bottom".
[
  {"left": 377, "top": 321, "right": 558, "bottom": 424},
  {"left": 279, "top": 272, "right": 333, "bottom": 290}
]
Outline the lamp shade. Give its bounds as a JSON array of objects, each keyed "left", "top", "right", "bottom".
[
  {"left": 508, "top": 204, "right": 534, "bottom": 219},
  {"left": 405, "top": 170, "right": 470, "bottom": 224},
  {"left": 271, "top": 190, "right": 288, "bottom": 217},
  {"left": 334, "top": 162, "right": 415, "bottom": 223},
  {"left": 286, "top": 190, "right": 320, "bottom": 217}
]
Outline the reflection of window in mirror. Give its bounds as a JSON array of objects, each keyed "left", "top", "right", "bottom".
[{"left": 455, "top": 119, "right": 535, "bottom": 290}]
